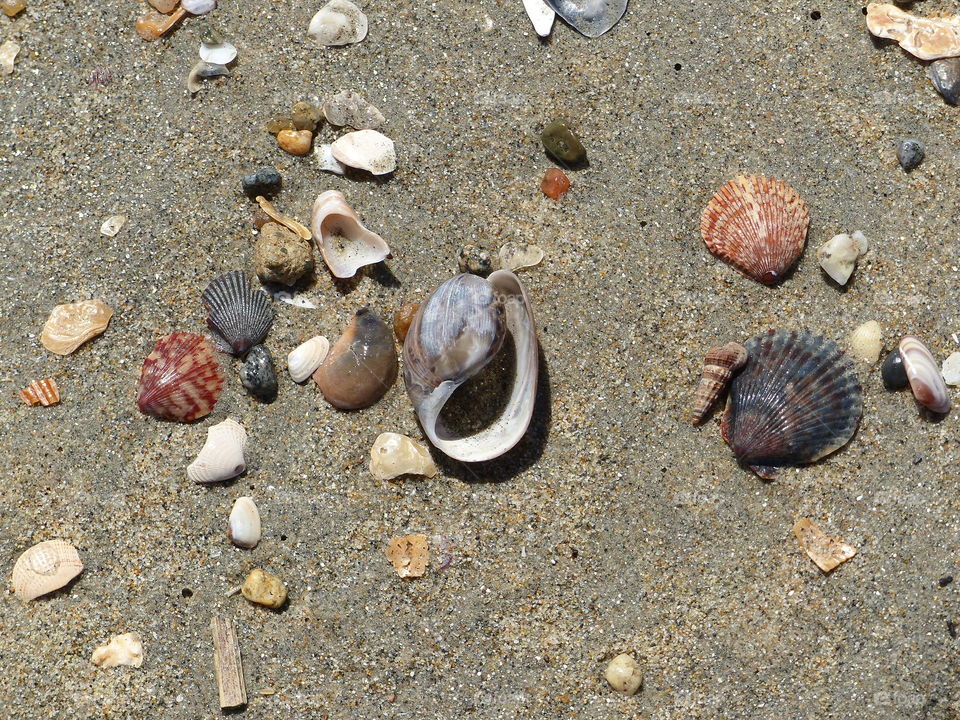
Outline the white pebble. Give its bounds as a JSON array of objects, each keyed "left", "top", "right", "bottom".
[
  {"left": 605, "top": 653, "right": 643, "bottom": 695},
  {"left": 0, "top": 40, "right": 19, "bottom": 75},
  {"left": 848, "top": 321, "right": 882, "bottom": 363},
  {"left": 308, "top": 0, "right": 368, "bottom": 46},
  {"left": 100, "top": 214, "right": 127, "bottom": 237},
  {"left": 942, "top": 352, "right": 960, "bottom": 385}
]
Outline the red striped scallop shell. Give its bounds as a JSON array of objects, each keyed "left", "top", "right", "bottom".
[
  {"left": 700, "top": 175, "right": 810, "bottom": 286},
  {"left": 136, "top": 332, "right": 225, "bottom": 422}
]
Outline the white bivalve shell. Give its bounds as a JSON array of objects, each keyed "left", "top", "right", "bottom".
[
  {"left": 187, "top": 418, "right": 247, "bottom": 484},
  {"left": 311, "top": 190, "right": 390, "bottom": 278},
  {"left": 900, "top": 335, "right": 951, "bottom": 414},
  {"left": 523, "top": 0, "right": 556, "bottom": 36},
  {"left": 199, "top": 41, "right": 237, "bottom": 65},
  {"left": 227, "top": 496, "right": 261, "bottom": 549},
  {"left": 11, "top": 540, "right": 84, "bottom": 601},
  {"left": 330, "top": 130, "right": 396, "bottom": 175},
  {"left": 307, "top": 0, "right": 368, "bottom": 46},
  {"left": 369, "top": 432, "right": 439, "bottom": 480},
  {"left": 91, "top": 632, "right": 144, "bottom": 668},
  {"left": 287, "top": 336, "right": 330, "bottom": 382}
]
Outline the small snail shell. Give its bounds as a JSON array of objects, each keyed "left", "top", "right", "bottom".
[{"left": 690, "top": 342, "right": 748, "bottom": 425}]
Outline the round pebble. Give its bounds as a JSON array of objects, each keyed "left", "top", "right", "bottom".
[
  {"left": 605, "top": 653, "right": 643, "bottom": 695},
  {"left": 241, "top": 568, "right": 287, "bottom": 609},
  {"left": 240, "top": 345, "right": 278, "bottom": 401},
  {"left": 277, "top": 129, "right": 313, "bottom": 156},
  {"left": 241, "top": 167, "right": 282, "bottom": 197},
  {"left": 254, "top": 222, "right": 314, "bottom": 286},
  {"left": 881, "top": 348, "right": 909, "bottom": 390},
  {"left": 541, "top": 120, "right": 586, "bottom": 164},
  {"left": 897, "top": 139, "right": 924, "bottom": 172}
]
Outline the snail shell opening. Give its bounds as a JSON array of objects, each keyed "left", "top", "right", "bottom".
[{"left": 402, "top": 271, "right": 538, "bottom": 462}]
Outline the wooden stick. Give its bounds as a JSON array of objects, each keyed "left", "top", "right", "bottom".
[{"left": 211, "top": 617, "right": 247, "bottom": 710}]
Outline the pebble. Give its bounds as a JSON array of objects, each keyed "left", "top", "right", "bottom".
[
  {"left": 541, "top": 120, "right": 586, "bottom": 164},
  {"left": 291, "top": 101, "right": 323, "bottom": 132},
  {"left": 458, "top": 243, "right": 499, "bottom": 276},
  {"left": 605, "top": 653, "right": 643, "bottom": 695},
  {"left": 255, "top": 222, "right": 314, "bottom": 286},
  {"left": 241, "top": 569, "right": 287, "bottom": 609},
  {"left": 817, "top": 232, "right": 867, "bottom": 285},
  {"left": 277, "top": 129, "right": 313, "bottom": 156},
  {"left": 897, "top": 139, "right": 924, "bottom": 172},
  {"left": 393, "top": 303, "right": 420, "bottom": 343},
  {"left": 941, "top": 351, "right": 960, "bottom": 385},
  {"left": 930, "top": 57, "right": 960, "bottom": 105},
  {"left": 881, "top": 348, "right": 909, "bottom": 390},
  {"left": 848, "top": 321, "right": 882, "bottom": 363},
  {"left": 241, "top": 167, "right": 282, "bottom": 197},
  {"left": 0, "top": 0, "right": 25, "bottom": 17},
  {"left": 265, "top": 117, "right": 296, "bottom": 135},
  {"left": 239, "top": 345, "right": 278, "bottom": 401},
  {"left": 541, "top": 168, "right": 571, "bottom": 199},
  {"left": 0, "top": 40, "right": 19, "bottom": 75}
]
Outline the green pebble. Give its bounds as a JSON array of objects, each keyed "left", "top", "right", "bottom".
[
  {"left": 290, "top": 102, "right": 323, "bottom": 132},
  {"left": 265, "top": 117, "right": 296, "bottom": 135},
  {"left": 541, "top": 120, "right": 586, "bottom": 164}
]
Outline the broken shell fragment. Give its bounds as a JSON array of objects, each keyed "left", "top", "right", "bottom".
[
  {"left": 385, "top": 535, "right": 429, "bottom": 578},
  {"left": 322, "top": 90, "right": 385, "bottom": 130},
  {"left": 0, "top": 40, "right": 19, "bottom": 75},
  {"left": 41, "top": 299, "right": 113, "bottom": 355},
  {"left": 701, "top": 175, "right": 809, "bottom": 286},
  {"left": 186, "top": 61, "right": 230, "bottom": 93},
  {"left": 942, "top": 352, "right": 960, "bottom": 386},
  {"left": 793, "top": 518, "right": 857, "bottom": 573},
  {"left": 605, "top": 653, "right": 644, "bottom": 695},
  {"left": 330, "top": 129, "right": 396, "bottom": 175},
  {"left": 369, "top": 432, "right": 438, "bottom": 480},
  {"left": 848, "top": 321, "right": 882, "bottom": 364},
  {"left": 308, "top": 0, "right": 368, "bottom": 46},
  {"left": 523, "top": 0, "right": 556, "bottom": 37},
  {"left": 255, "top": 196, "right": 312, "bottom": 240},
  {"left": 721, "top": 329, "right": 862, "bottom": 479},
  {"left": 187, "top": 418, "right": 247, "bottom": 484},
  {"left": 241, "top": 569, "right": 287, "bottom": 609},
  {"left": 403, "top": 271, "right": 539, "bottom": 463},
  {"left": 100, "top": 215, "right": 127, "bottom": 237},
  {"left": 690, "top": 342, "right": 748, "bottom": 425},
  {"left": 137, "top": 332, "right": 225, "bottom": 422},
  {"left": 313, "top": 308, "right": 398, "bottom": 409},
  {"left": 199, "top": 41, "right": 236, "bottom": 65},
  {"left": 310, "top": 190, "right": 390, "bottom": 278},
  {"left": 202, "top": 270, "right": 274, "bottom": 356},
  {"left": 499, "top": 242, "right": 544, "bottom": 272},
  {"left": 20, "top": 378, "right": 60, "bottom": 407},
  {"left": 314, "top": 143, "right": 347, "bottom": 175},
  {"left": 91, "top": 633, "right": 144, "bottom": 668},
  {"left": 393, "top": 304, "right": 420, "bottom": 343},
  {"left": 817, "top": 232, "right": 868, "bottom": 285},
  {"left": 866, "top": 3, "right": 960, "bottom": 61},
  {"left": 899, "top": 335, "right": 951, "bottom": 414},
  {"left": 135, "top": 6, "right": 187, "bottom": 40},
  {"left": 11, "top": 540, "right": 83, "bottom": 601},
  {"left": 228, "top": 497, "right": 261, "bottom": 549},
  {"left": 287, "top": 336, "right": 329, "bottom": 383},
  {"left": 544, "top": 0, "right": 627, "bottom": 37}
]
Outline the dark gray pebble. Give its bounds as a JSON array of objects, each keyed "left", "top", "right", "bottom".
[
  {"left": 929, "top": 58, "right": 960, "bottom": 105},
  {"left": 241, "top": 167, "right": 282, "bottom": 197},
  {"left": 881, "top": 348, "right": 908, "bottom": 390},
  {"left": 240, "top": 345, "right": 278, "bottom": 401},
  {"left": 897, "top": 139, "right": 924, "bottom": 172}
]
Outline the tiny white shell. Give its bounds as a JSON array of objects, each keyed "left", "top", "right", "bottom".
[
  {"left": 91, "top": 632, "right": 144, "bottom": 668},
  {"left": 310, "top": 190, "right": 390, "bottom": 278},
  {"left": 942, "top": 351, "right": 960, "bottom": 386},
  {"left": 848, "top": 321, "right": 882, "bottom": 363},
  {"left": 187, "top": 418, "right": 247, "bottom": 484},
  {"left": 227, "top": 497, "right": 261, "bottom": 549},
  {"left": 0, "top": 41, "right": 19, "bottom": 76},
  {"left": 307, "top": 0, "right": 368, "bottom": 46},
  {"left": 199, "top": 41, "right": 237, "bottom": 65},
  {"left": 523, "top": 0, "right": 556, "bottom": 36},
  {"left": 182, "top": 0, "right": 216, "bottom": 14},
  {"left": 330, "top": 130, "right": 397, "bottom": 175},
  {"left": 11, "top": 540, "right": 84, "bottom": 601},
  {"left": 900, "top": 335, "right": 951, "bottom": 414},
  {"left": 314, "top": 143, "right": 347, "bottom": 175},
  {"left": 369, "top": 432, "right": 438, "bottom": 480},
  {"left": 287, "top": 336, "right": 330, "bottom": 382},
  {"left": 499, "top": 242, "right": 544, "bottom": 271},
  {"left": 100, "top": 215, "right": 127, "bottom": 237}
]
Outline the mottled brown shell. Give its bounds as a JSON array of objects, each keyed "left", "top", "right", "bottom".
[
  {"left": 701, "top": 175, "right": 810, "bottom": 286},
  {"left": 136, "top": 332, "right": 225, "bottom": 422},
  {"left": 690, "top": 342, "right": 748, "bottom": 424},
  {"left": 20, "top": 378, "right": 60, "bottom": 407}
]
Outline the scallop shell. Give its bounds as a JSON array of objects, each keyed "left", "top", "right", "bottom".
[
  {"left": 720, "top": 329, "right": 862, "bottom": 479},
  {"left": 330, "top": 130, "right": 397, "bottom": 175},
  {"left": 11, "top": 540, "right": 83, "bottom": 601},
  {"left": 20, "top": 378, "right": 60, "bottom": 407},
  {"left": 690, "top": 342, "right": 747, "bottom": 425},
  {"left": 544, "top": 0, "right": 627, "bottom": 37},
  {"left": 287, "top": 336, "right": 330, "bottom": 383},
  {"left": 227, "top": 496, "right": 261, "bottom": 549},
  {"left": 310, "top": 191, "right": 390, "bottom": 279},
  {"left": 136, "top": 332, "right": 225, "bottom": 422},
  {"left": 899, "top": 335, "right": 951, "bottom": 414},
  {"left": 187, "top": 418, "right": 247, "bottom": 484},
  {"left": 41, "top": 298, "right": 113, "bottom": 355},
  {"left": 701, "top": 175, "right": 810, "bottom": 286},
  {"left": 403, "top": 271, "right": 539, "bottom": 463},
  {"left": 202, "top": 270, "right": 274, "bottom": 356}
]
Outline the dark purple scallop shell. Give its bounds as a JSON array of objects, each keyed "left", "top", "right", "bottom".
[
  {"left": 201, "top": 270, "right": 273, "bottom": 356},
  {"left": 721, "top": 329, "right": 862, "bottom": 479}
]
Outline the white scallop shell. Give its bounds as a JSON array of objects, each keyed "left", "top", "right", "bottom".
[
  {"left": 330, "top": 130, "right": 396, "bottom": 175},
  {"left": 91, "top": 632, "right": 144, "bottom": 668},
  {"left": 227, "top": 497, "right": 261, "bottom": 549},
  {"left": 369, "top": 432, "right": 438, "bottom": 480},
  {"left": 287, "top": 336, "right": 330, "bottom": 382},
  {"left": 11, "top": 540, "right": 84, "bottom": 601},
  {"left": 307, "top": 0, "right": 368, "bottom": 46},
  {"left": 310, "top": 190, "right": 390, "bottom": 278},
  {"left": 187, "top": 418, "right": 247, "bottom": 484}
]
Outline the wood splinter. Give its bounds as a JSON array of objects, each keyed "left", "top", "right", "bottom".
[{"left": 211, "top": 616, "right": 247, "bottom": 710}]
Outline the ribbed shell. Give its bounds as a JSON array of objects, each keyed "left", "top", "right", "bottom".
[
  {"left": 690, "top": 342, "right": 748, "bottom": 425},
  {"left": 136, "top": 332, "right": 225, "bottom": 422},
  {"left": 202, "top": 270, "right": 273, "bottom": 356},
  {"left": 20, "top": 378, "right": 60, "bottom": 407},
  {"left": 11, "top": 540, "right": 83, "bottom": 601},
  {"left": 701, "top": 175, "right": 810, "bottom": 286},
  {"left": 721, "top": 329, "right": 862, "bottom": 478}
]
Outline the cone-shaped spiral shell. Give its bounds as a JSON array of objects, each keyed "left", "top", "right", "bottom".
[
  {"left": 721, "top": 329, "right": 862, "bottom": 478},
  {"left": 136, "top": 332, "right": 225, "bottom": 422},
  {"left": 403, "top": 271, "right": 538, "bottom": 463},
  {"left": 187, "top": 418, "right": 247, "bottom": 483},
  {"left": 310, "top": 191, "right": 390, "bottom": 279},
  {"left": 899, "top": 335, "right": 951, "bottom": 414},
  {"left": 11, "top": 540, "right": 83, "bottom": 601},
  {"left": 701, "top": 175, "right": 810, "bottom": 286},
  {"left": 201, "top": 270, "right": 274, "bottom": 356},
  {"left": 690, "top": 342, "right": 748, "bottom": 424}
]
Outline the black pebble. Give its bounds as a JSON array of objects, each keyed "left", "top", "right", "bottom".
[
  {"left": 940, "top": 576, "right": 954, "bottom": 587},
  {"left": 897, "top": 139, "right": 924, "bottom": 172},
  {"left": 240, "top": 345, "right": 278, "bottom": 401},
  {"left": 881, "top": 348, "right": 908, "bottom": 390},
  {"left": 948, "top": 620, "right": 957, "bottom": 639},
  {"left": 241, "top": 167, "right": 282, "bottom": 197}
]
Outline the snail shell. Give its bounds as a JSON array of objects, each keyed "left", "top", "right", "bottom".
[
  {"left": 402, "top": 271, "right": 538, "bottom": 462},
  {"left": 690, "top": 342, "right": 748, "bottom": 425}
]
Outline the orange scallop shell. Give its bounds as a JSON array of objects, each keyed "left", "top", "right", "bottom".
[
  {"left": 136, "top": 332, "right": 225, "bottom": 422},
  {"left": 700, "top": 175, "right": 810, "bottom": 286}
]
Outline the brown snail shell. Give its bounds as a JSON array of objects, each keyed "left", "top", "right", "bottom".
[{"left": 690, "top": 342, "right": 748, "bottom": 425}]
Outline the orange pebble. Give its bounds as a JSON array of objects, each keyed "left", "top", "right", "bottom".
[{"left": 541, "top": 168, "right": 570, "bottom": 200}]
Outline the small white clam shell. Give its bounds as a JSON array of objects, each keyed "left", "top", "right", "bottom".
[
  {"left": 11, "top": 540, "right": 84, "bottom": 601},
  {"left": 227, "top": 496, "right": 261, "bottom": 549},
  {"left": 942, "top": 351, "right": 960, "bottom": 386},
  {"left": 307, "top": 0, "right": 368, "bottom": 46},
  {"left": 287, "top": 336, "right": 330, "bottom": 382},
  {"left": 91, "top": 632, "right": 144, "bottom": 668},
  {"left": 199, "top": 41, "right": 236, "bottom": 65},
  {"left": 900, "top": 335, "right": 952, "bottom": 413},
  {"left": 523, "top": 0, "right": 556, "bottom": 36},
  {"left": 182, "top": 0, "right": 216, "bottom": 14},
  {"left": 848, "top": 321, "right": 882, "bottom": 363},
  {"left": 310, "top": 190, "right": 390, "bottom": 278},
  {"left": 187, "top": 418, "right": 247, "bottom": 484},
  {"left": 369, "top": 432, "right": 438, "bottom": 480},
  {"left": 314, "top": 143, "right": 347, "bottom": 175},
  {"left": 330, "top": 130, "right": 396, "bottom": 175}
]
